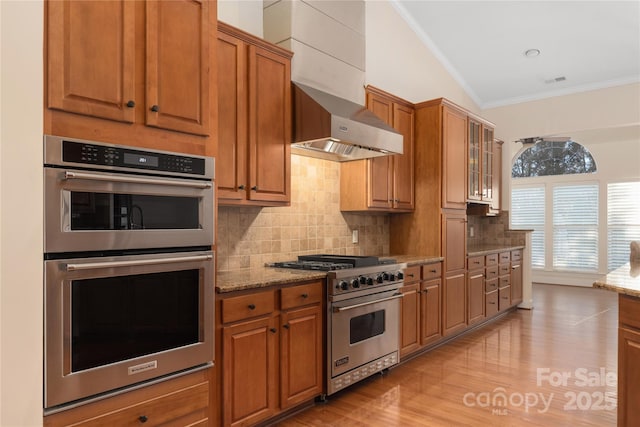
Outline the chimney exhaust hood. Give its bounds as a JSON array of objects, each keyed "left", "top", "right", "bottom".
[{"left": 291, "top": 82, "right": 403, "bottom": 162}]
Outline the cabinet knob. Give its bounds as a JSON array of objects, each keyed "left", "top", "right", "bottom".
[
  {"left": 150, "top": 105, "right": 159, "bottom": 112},
  {"left": 301, "top": 293, "right": 308, "bottom": 299},
  {"left": 283, "top": 324, "right": 290, "bottom": 329},
  {"left": 238, "top": 184, "right": 245, "bottom": 190},
  {"left": 248, "top": 304, "right": 256, "bottom": 310},
  {"left": 423, "top": 289, "right": 429, "bottom": 294},
  {"left": 270, "top": 328, "right": 277, "bottom": 333},
  {"left": 138, "top": 415, "right": 148, "bottom": 423},
  {"left": 126, "top": 100, "right": 135, "bottom": 108},
  {"left": 251, "top": 186, "right": 258, "bottom": 191},
  {"left": 430, "top": 269, "right": 437, "bottom": 273}
]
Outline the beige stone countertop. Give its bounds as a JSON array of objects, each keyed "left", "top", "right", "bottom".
[
  {"left": 593, "top": 262, "right": 640, "bottom": 298},
  {"left": 467, "top": 244, "right": 526, "bottom": 257},
  {"left": 216, "top": 254, "right": 442, "bottom": 293}
]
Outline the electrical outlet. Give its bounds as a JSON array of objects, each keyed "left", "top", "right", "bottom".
[
  {"left": 352, "top": 229, "right": 359, "bottom": 244},
  {"left": 469, "top": 226, "right": 475, "bottom": 238}
]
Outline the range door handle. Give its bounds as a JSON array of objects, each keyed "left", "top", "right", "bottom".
[
  {"left": 65, "top": 254, "right": 213, "bottom": 271},
  {"left": 332, "top": 293, "right": 403, "bottom": 313},
  {"left": 64, "top": 171, "right": 212, "bottom": 189}
]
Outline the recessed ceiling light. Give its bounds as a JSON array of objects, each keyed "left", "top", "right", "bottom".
[{"left": 524, "top": 48, "right": 541, "bottom": 58}]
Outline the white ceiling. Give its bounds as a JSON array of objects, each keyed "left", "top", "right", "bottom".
[{"left": 392, "top": 1, "right": 640, "bottom": 109}]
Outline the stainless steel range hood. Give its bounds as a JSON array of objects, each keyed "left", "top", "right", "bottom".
[{"left": 291, "top": 82, "right": 403, "bottom": 162}]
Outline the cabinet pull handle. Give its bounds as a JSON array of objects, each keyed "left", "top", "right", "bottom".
[
  {"left": 270, "top": 328, "right": 277, "bottom": 333},
  {"left": 251, "top": 186, "right": 258, "bottom": 191},
  {"left": 423, "top": 289, "right": 428, "bottom": 294},
  {"left": 283, "top": 324, "right": 290, "bottom": 329},
  {"left": 126, "top": 100, "right": 135, "bottom": 108},
  {"left": 407, "top": 273, "right": 415, "bottom": 278},
  {"left": 238, "top": 184, "right": 245, "bottom": 190},
  {"left": 138, "top": 415, "right": 148, "bottom": 423},
  {"left": 248, "top": 304, "right": 256, "bottom": 310},
  {"left": 430, "top": 269, "right": 437, "bottom": 273},
  {"left": 150, "top": 104, "right": 159, "bottom": 112},
  {"left": 301, "top": 293, "right": 308, "bottom": 299},
  {"left": 488, "top": 301, "right": 496, "bottom": 305}
]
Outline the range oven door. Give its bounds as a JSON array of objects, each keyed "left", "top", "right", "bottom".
[
  {"left": 44, "top": 251, "right": 214, "bottom": 409},
  {"left": 44, "top": 167, "right": 213, "bottom": 253},
  {"left": 330, "top": 288, "right": 401, "bottom": 378}
]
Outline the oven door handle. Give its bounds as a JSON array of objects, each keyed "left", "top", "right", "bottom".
[
  {"left": 64, "top": 171, "right": 213, "bottom": 189},
  {"left": 332, "top": 293, "right": 403, "bottom": 313},
  {"left": 65, "top": 254, "right": 213, "bottom": 271}
]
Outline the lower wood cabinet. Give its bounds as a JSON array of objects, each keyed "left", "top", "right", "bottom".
[
  {"left": 510, "top": 250, "right": 523, "bottom": 306},
  {"left": 443, "top": 272, "right": 467, "bottom": 336},
  {"left": 467, "top": 256, "right": 485, "bottom": 326},
  {"left": 618, "top": 294, "right": 640, "bottom": 427},
  {"left": 44, "top": 369, "right": 212, "bottom": 427},
  {"left": 400, "top": 262, "right": 442, "bottom": 359},
  {"left": 218, "top": 281, "right": 323, "bottom": 426}
]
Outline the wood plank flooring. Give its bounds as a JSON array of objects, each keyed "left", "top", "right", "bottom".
[{"left": 275, "top": 284, "right": 619, "bottom": 426}]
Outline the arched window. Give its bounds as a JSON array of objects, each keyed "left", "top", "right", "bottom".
[{"left": 512, "top": 140, "right": 597, "bottom": 178}]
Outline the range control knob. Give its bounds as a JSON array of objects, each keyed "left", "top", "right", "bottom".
[
  {"left": 366, "top": 277, "right": 374, "bottom": 286},
  {"left": 397, "top": 271, "right": 404, "bottom": 280},
  {"left": 359, "top": 275, "right": 367, "bottom": 285},
  {"left": 338, "top": 280, "right": 349, "bottom": 291},
  {"left": 376, "top": 274, "right": 384, "bottom": 284},
  {"left": 383, "top": 272, "right": 396, "bottom": 281},
  {"left": 351, "top": 279, "right": 360, "bottom": 288}
]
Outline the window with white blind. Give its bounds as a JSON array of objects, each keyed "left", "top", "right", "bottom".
[
  {"left": 511, "top": 187, "right": 545, "bottom": 268},
  {"left": 552, "top": 184, "right": 599, "bottom": 271},
  {"left": 608, "top": 181, "right": 640, "bottom": 271}
]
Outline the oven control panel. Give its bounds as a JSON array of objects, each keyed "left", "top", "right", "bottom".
[{"left": 327, "top": 263, "right": 407, "bottom": 297}]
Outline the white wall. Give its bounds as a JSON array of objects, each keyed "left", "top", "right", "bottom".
[
  {"left": 218, "top": 0, "right": 264, "bottom": 37},
  {"left": 0, "top": 1, "right": 44, "bottom": 426},
  {"left": 364, "top": 0, "right": 480, "bottom": 113}
]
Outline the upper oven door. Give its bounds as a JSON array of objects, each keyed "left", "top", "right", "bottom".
[{"left": 44, "top": 167, "right": 213, "bottom": 253}]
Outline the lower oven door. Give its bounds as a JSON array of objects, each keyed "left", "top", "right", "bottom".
[
  {"left": 330, "top": 288, "right": 402, "bottom": 378},
  {"left": 44, "top": 250, "right": 214, "bottom": 409}
]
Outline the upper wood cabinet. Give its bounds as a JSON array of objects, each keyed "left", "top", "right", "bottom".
[
  {"left": 340, "top": 86, "right": 414, "bottom": 212},
  {"left": 217, "top": 22, "right": 292, "bottom": 206},
  {"left": 467, "top": 116, "right": 495, "bottom": 203},
  {"left": 47, "top": 0, "right": 212, "bottom": 137},
  {"left": 491, "top": 139, "right": 504, "bottom": 213}
]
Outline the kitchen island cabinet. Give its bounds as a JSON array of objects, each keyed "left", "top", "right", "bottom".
[
  {"left": 217, "top": 280, "right": 323, "bottom": 426},
  {"left": 45, "top": 0, "right": 215, "bottom": 155},
  {"left": 217, "top": 22, "right": 292, "bottom": 206},
  {"left": 340, "top": 86, "right": 415, "bottom": 212},
  {"left": 44, "top": 368, "right": 212, "bottom": 426},
  {"left": 593, "top": 263, "right": 640, "bottom": 427}
]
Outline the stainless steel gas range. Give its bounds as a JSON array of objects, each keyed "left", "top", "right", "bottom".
[{"left": 272, "top": 255, "right": 407, "bottom": 395}]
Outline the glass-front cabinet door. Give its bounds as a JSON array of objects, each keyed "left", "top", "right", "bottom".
[
  {"left": 482, "top": 126, "right": 494, "bottom": 201},
  {"left": 468, "top": 119, "right": 481, "bottom": 201}
]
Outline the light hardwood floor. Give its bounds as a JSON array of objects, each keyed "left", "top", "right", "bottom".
[{"left": 276, "top": 284, "right": 618, "bottom": 426}]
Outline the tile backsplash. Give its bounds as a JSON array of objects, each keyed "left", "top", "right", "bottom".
[
  {"left": 217, "top": 155, "right": 390, "bottom": 272},
  {"left": 467, "top": 210, "right": 528, "bottom": 248}
]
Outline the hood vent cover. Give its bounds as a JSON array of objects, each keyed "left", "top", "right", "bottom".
[{"left": 291, "top": 83, "right": 403, "bottom": 162}]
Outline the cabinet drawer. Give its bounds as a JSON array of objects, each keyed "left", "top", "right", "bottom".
[
  {"left": 485, "top": 278, "right": 499, "bottom": 292},
  {"left": 511, "top": 250, "right": 522, "bottom": 263},
  {"left": 499, "top": 286, "right": 511, "bottom": 310},
  {"left": 486, "top": 290, "right": 498, "bottom": 317},
  {"left": 499, "top": 276, "right": 511, "bottom": 288},
  {"left": 485, "top": 253, "right": 498, "bottom": 266},
  {"left": 281, "top": 281, "right": 322, "bottom": 310},
  {"left": 620, "top": 294, "right": 640, "bottom": 330},
  {"left": 468, "top": 256, "right": 484, "bottom": 270},
  {"left": 404, "top": 265, "right": 421, "bottom": 284},
  {"left": 222, "top": 290, "right": 275, "bottom": 323},
  {"left": 485, "top": 265, "right": 499, "bottom": 280},
  {"left": 499, "top": 251, "right": 511, "bottom": 264},
  {"left": 421, "top": 262, "right": 442, "bottom": 280},
  {"left": 499, "top": 264, "right": 511, "bottom": 276}
]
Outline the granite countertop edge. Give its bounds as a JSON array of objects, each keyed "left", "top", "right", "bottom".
[
  {"left": 592, "top": 262, "right": 640, "bottom": 298},
  {"left": 216, "top": 255, "right": 444, "bottom": 293},
  {"left": 467, "top": 245, "right": 526, "bottom": 257}
]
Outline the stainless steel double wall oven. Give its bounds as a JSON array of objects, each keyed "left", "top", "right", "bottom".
[{"left": 43, "top": 135, "right": 215, "bottom": 410}]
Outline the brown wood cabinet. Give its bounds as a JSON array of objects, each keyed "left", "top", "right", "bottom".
[
  {"left": 217, "top": 22, "right": 292, "bottom": 206},
  {"left": 421, "top": 264, "right": 443, "bottom": 347},
  {"left": 44, "top": 369, "right": 212, "bottom": 426},
  {"left": 491, "top": 139, "right": 504, "bottom": 213},
  {"left": 467, "top": 256, "right": 485, "bottom": 325},
  {"left": 498, "top": 251, "right": 512, "bottom": 311},
  {"left": 400, "top": 262, "right": 443, "bottom": 359},
  {"left": 510, "top": 250, "right": 523, "bottom": 306},
  {"left": 618, "top": 294, "right": 640, "bottom": 427},
  {"left": 341, "top": 86, "right": 415, "bottom": 212},
  {"left": 45, "top": 0, "right": 215, "bottom": 155},
  {"left": 467, "top": 117, "right": 495, "bottom": 204},
  {"left": 217, "top": 281, "right": 323, "bottom": 426}
]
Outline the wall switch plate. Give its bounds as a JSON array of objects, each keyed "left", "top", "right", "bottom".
[{"left": 352, "top": 229, "right": 359, "bottom": 244}]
